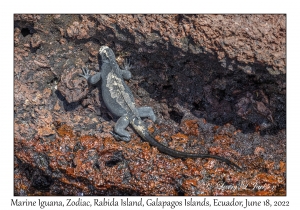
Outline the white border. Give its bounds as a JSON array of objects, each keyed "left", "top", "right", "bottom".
[{"left": 2, "top": 0, "right": 297, "bottom": 209}]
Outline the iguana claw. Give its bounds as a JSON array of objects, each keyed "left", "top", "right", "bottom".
[{"left": 79, "top": 67, "right": 91, "bottom": 80}]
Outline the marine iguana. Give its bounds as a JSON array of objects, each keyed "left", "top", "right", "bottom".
[{"left": 80, "top": 46, "right": 241, "bottom": 170}]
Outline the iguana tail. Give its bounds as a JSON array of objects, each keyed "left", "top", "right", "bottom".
[{"left": 130, "top": 117, "right": 242, "bottom": 170}]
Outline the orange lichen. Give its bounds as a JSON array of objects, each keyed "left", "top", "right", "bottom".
[
  {"left": 255, "top": 173, "right": 282, "bottom": 185},
  {"left": 37, "top": 125, "right": 55, "bottom": 136},
  {"left": 254, "top": 146, "right": 265, "bottom": 155},
  {"left": 180, "top": 119, "right": 200, "bottom": 136},
  {"left": 65, "top": 167, "right": 75, "bottom": 176},
  {"left": 80, "top": 135, "right": 100, "bottom": 150},
  {"left": 148, "top": 125, "right": 155, "bottom": 133},
  {"left": 183, "top": 179, "right": 198, "bottom": 187},
  {"left": 213, "top": 134, "right": 233, "bottom": 145},
  {"left": 279, "top": 161, "right": 286, "bottom": 173},
  {"left": 57, "top": 124, "right": 74, "bottom": 138},
  {"left": 171, "top": 133, "right": 189, "bottom": 143}
]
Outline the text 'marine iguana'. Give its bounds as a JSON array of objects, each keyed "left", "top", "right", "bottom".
[{"left": 80, "top": 46, "right": 241, "bottom": 170}]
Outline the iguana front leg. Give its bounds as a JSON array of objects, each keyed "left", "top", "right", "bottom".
[
  {"left": 119, "top": 59, "right": 132, "bottom": 80},
  {"left": 79, "top": 67, "right": 102, "bottom": 84}
]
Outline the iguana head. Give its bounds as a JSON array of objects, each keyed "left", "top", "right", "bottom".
[{"left": 99, "top": 46, "right": 116, "bottom": 63}]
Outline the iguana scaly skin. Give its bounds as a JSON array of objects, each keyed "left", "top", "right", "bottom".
[{"left": 80, "top": 46, "right": 241, "bottom": 170}]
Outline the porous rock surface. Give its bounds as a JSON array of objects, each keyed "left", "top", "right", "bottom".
[{"left": 14, "top": 14, "right": 285, "bottom": 195}]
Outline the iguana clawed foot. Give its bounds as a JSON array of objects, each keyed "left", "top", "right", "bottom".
[
  {"left": 109, "top": 131, "right": 130, "bottom": 142},
  {"left": 123, "top": 59, "right": 132, "bottom": 71},
  {"left": 79, "top": 67, "right": 92, "bottom": 80}
]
